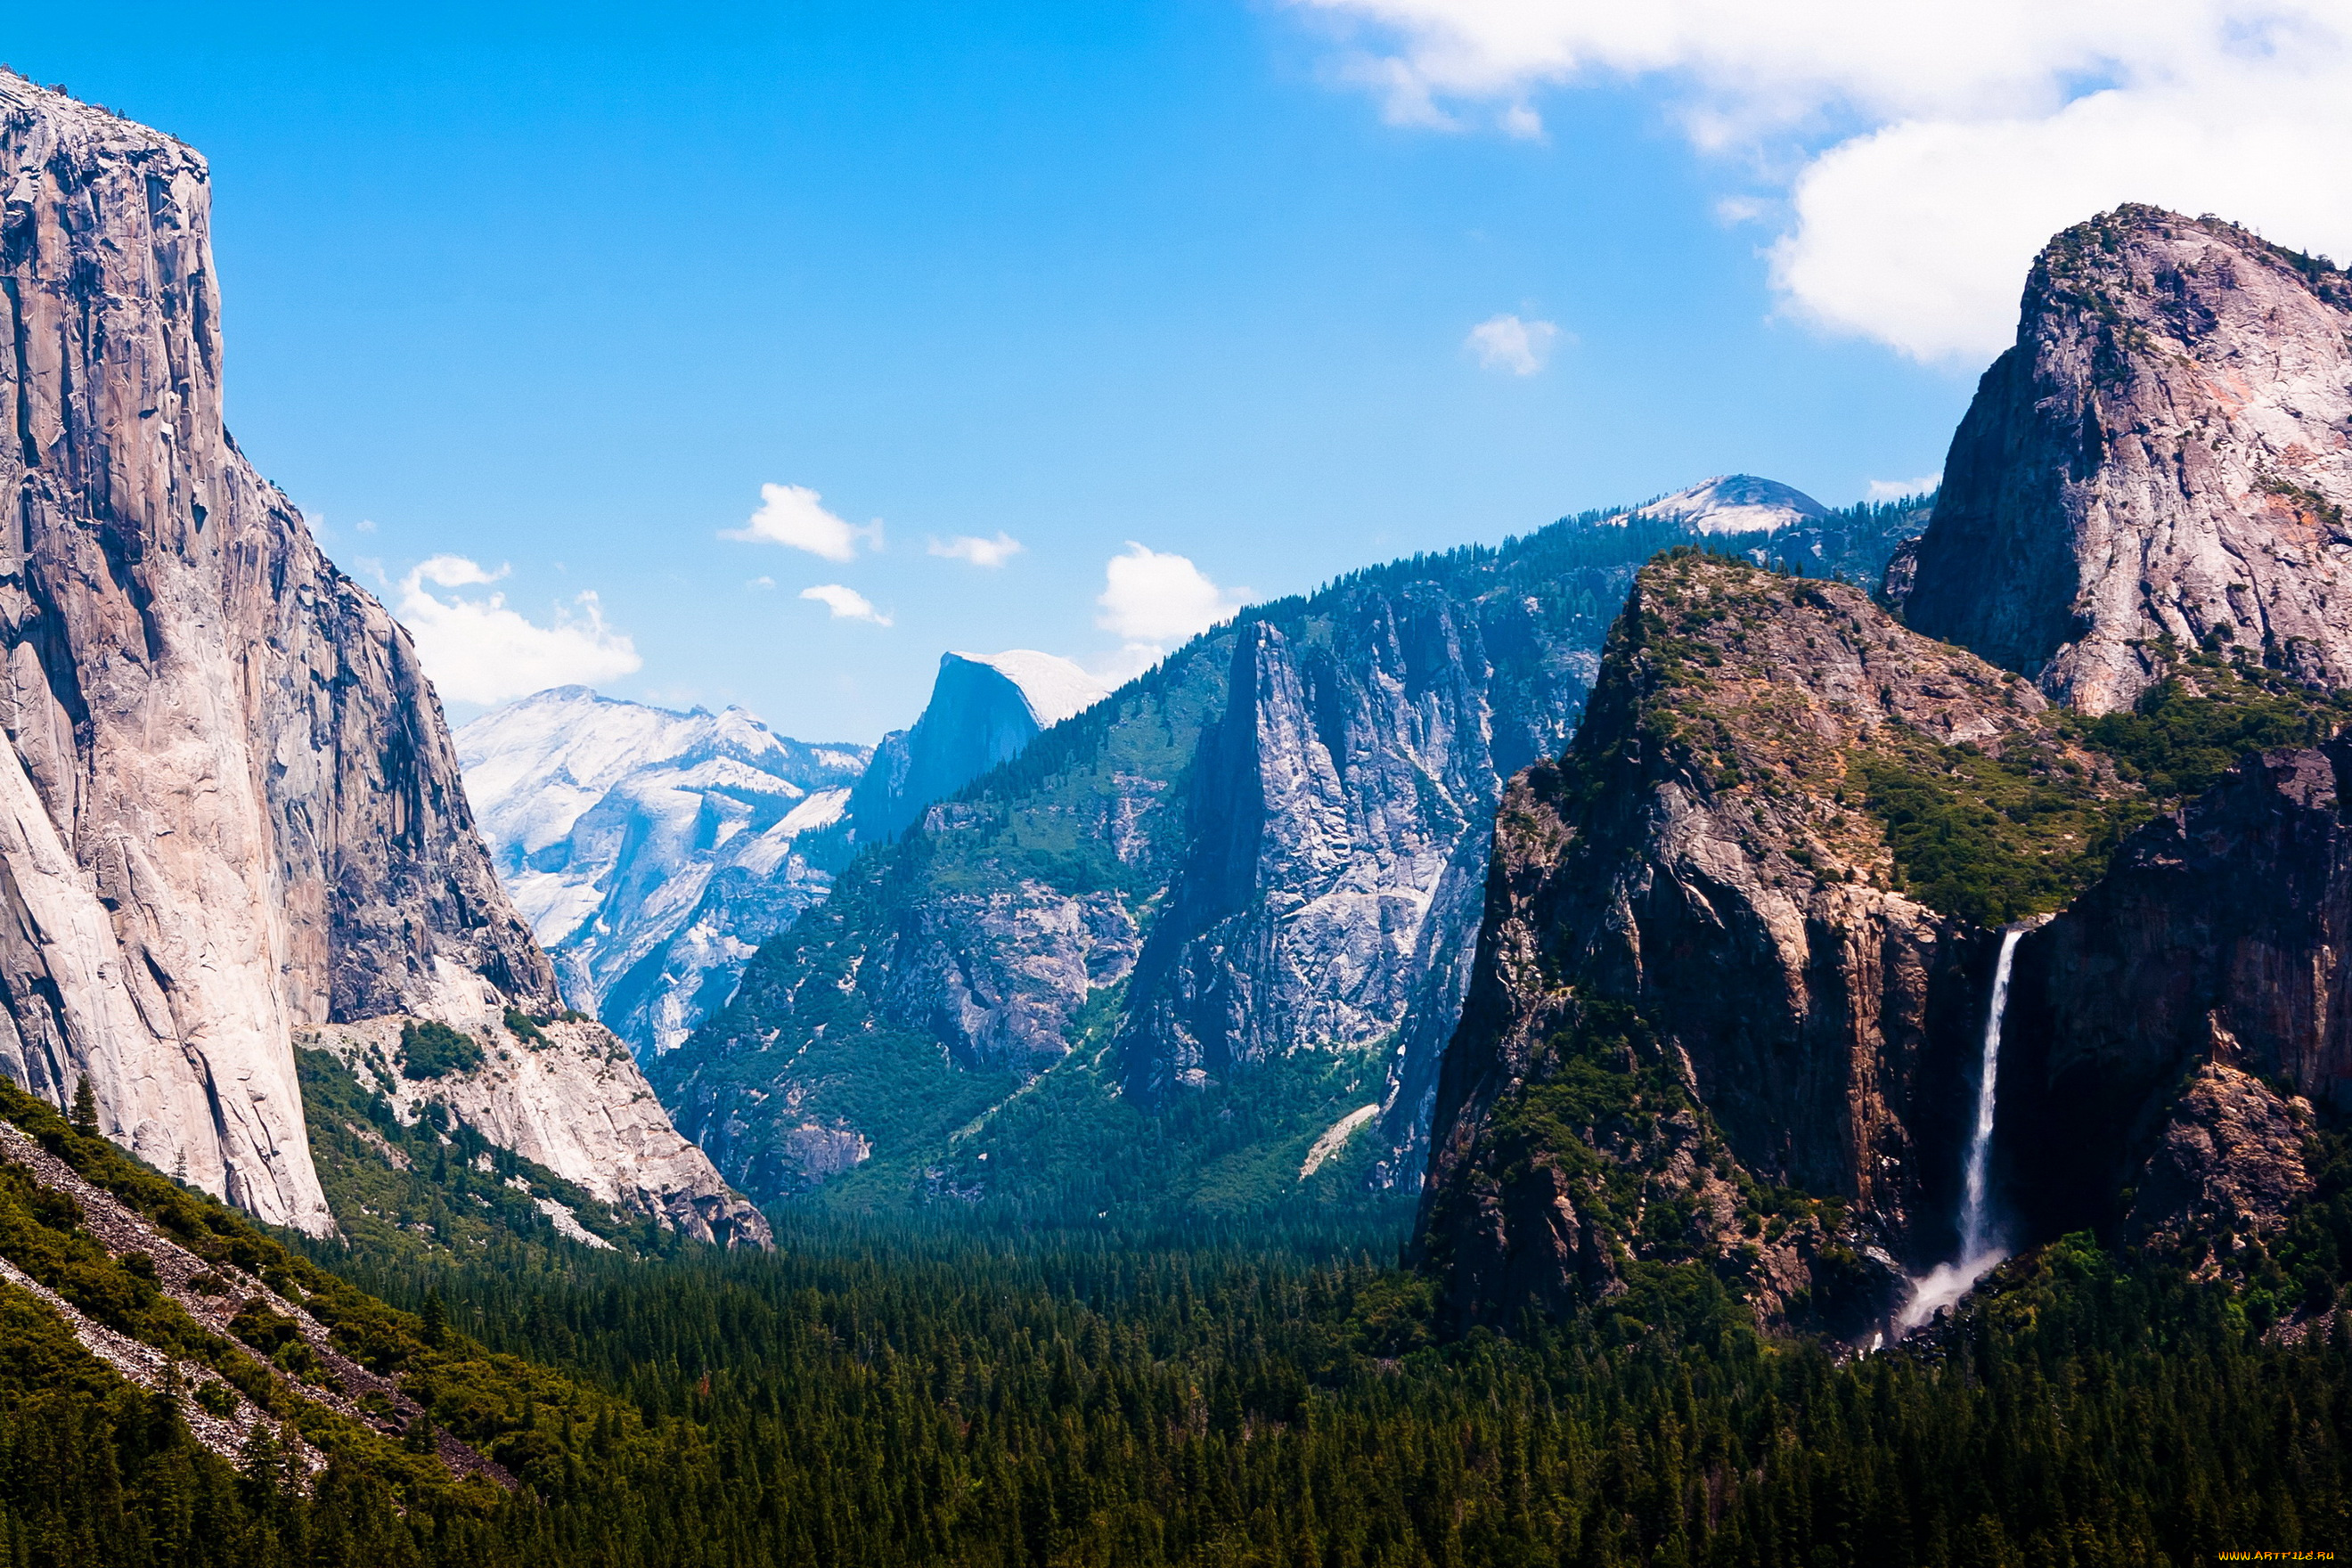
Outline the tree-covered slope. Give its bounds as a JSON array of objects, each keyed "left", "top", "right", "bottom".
[{"left": 653, "top": 492, "right": 1930, "bottom": 1221}]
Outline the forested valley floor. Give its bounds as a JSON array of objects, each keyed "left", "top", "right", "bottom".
[{"left": 0, "top": 1125, "right": 2342, "bottom": 1568}]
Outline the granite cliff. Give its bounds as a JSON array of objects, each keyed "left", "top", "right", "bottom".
[
  {"left": 2003, "top": 742, "right": 2352, "bottom": 1256},
  {"left": 1421, "top": 207, "right": 2352, "bottom": 1334},
  {"left": 0, "top": 77, "right": 764, "bottom": 1244},
  {"left": 655, "top": 490, "right": 1928, "bottom": 1215},
  {"left": 1414, "top": 551, "right": 2136, "bottom": 1331},
  {"left": 1905, "top": 207, "right": 2352, "bottom": 715},
  {"left": 846, "top": 650, "right": 1108, "bottom": 845}
]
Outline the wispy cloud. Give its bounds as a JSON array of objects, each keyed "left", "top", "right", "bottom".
[
  {"left": 1867, "top": 474, "right": 1942, "bottom": 502},
  {"left": 393, "top": 555, "right": 641, "bottom": 705},
  {"left": 800, "top": 584, "right": 893, "bottom": 625},
  {"left": 1466, "top": 313, "right": 1562, "bottom": 376},
  {"left": 928, "top": 532, "right": 1025, "bottom": 568},
  {"left": 723, "top": 483, "right": 885, "bottom": 562}
]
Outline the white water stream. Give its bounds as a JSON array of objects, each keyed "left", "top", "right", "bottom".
[{"left": 1895, "top": 925, "right": 2025, "bottom": 1334}]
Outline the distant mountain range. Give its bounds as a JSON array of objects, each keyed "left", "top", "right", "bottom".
[
  {"left": 458, "top": 650, "right": 1108, "bottom": 1057},
  {"left": 637, "top": 481, "right": 1928, "bottom": 1219}
]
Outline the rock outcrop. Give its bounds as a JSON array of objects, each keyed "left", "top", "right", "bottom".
[
  {"left": 301, "top": 1012, "right": 771, "bottom": 1245},
  {"left": 659, "top": 498, "right": 1929, "bottom": 1212},
  {"left": 0, "top": 77, "right": 763, "bottom": 1242},
  {"left": 2002, "top": 743, "right": 2352, "bottom": 1246},
  {"left": 846, "top": 650, "right": 1107, "bottom": 845},
  {"left": 1416, "top": 552, "right": 2132, "bottom": 1330},
  {"left": 457, "top": 687, "right": 868, "bottom": 1055},
  {"left": 1906, "top": 207, "right": 2352, "bottom": 715}
]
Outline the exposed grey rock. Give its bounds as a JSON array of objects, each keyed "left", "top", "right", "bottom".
[
  {"left": 2003, "top": 744, "right": 2352, "bottom": 1246},
  {"left": 1624, "top": 473, "right": 1830, "bottom": 535},
  {"left": 1415, "top": 554, "right": 2114, "bottom": 1331},
  {"left": 1907, "top": 206, "right": 2352, "bottom": 714},
  {"left": 302, "top": 1014, "right": 772, "bottom": 1246},
  {"left": 847, "top": 650, "right": 1107, "bottom": 844},
  {"left": 457, "top": 686, "right": 867, "bottom": 1055},
  {"left": 0, "top": 76, "right": 763, "bottom": 1242},
  {"left": 2127, "top": 1059, "right": 2313, "bottom": 1253},
  {"left": 660, "top": 496, "right": 1929, "bottom": 1208}
]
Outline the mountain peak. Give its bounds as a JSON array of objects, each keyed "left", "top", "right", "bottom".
[
  {"left": 1622, "top": 474, "right": 1829, "bottom": 535},
  {"left": 1906, "top": 203, "right": 2352, "bottom": 714},
  {"left": 945, "top": 649, "right": 1109, "bottom": 728}
]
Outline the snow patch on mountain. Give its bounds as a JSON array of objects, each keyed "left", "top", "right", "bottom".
[
  {"left": 1618, "top": 474, "right": 1830, "bottom": 535},
  {"left": 458, "top": 688, "right": 870, "bottom": 1055}
]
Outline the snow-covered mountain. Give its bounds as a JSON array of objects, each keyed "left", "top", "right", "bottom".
[
  {"left": 846, "top": 651, "right": 1110, "bottom": 844},
  {"left": 457, "top": 689, "right": 870, "bottom": 1055},
  {"left": 1621, "top": 474, "right": 1829, "bottom": 535}
]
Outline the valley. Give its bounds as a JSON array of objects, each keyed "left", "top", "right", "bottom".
[{"left": 0, "top": 64, "right": 2339, "bottom": 1568}]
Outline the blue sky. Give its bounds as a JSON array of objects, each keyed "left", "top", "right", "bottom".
[{"left": 25, "top": 2, "right": 2310, "bottom": 741}]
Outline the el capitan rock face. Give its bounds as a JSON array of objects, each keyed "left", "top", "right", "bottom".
[
  {"left": 1415, "top": 553, "right": 2130, "bottom": 1331},
  {"left": 1906, "top": 207, "right": 2352, "bottom": 715},
  {"left": 0, "top": 76, "right": 764, "bottom": 1243}
]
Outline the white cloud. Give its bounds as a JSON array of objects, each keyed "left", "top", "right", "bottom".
[
  {"left": 394, "top": 555, "right": 641, "bottom": 705},
  {"left": 747, "top": 575, "right": 776, "bottom": 590},
  {"left": 1093, "top": 543, "right": 1244, "bottom": 678},
  {"left": 1867, "top": 474, "right": 1943, "bottom": 502},
  {"left": 1499, "top": 103, "right": 1544, "bottom": 139},
  {"left": 929, "top": 532, "right": 1025, "bottom": 568},
  {"left": 1295, "top": 1, "right": 2352, "bottom": 360},
  {"left": 1466, "top": 313, "right": 1562, "bottom": 375},
  {"left": 1097, "top": 543, "right": 1243, "bottom": 643},
  {"left": 800, "top": 584, "right": 893, "bottom": 625},
  {"left": 722, "top": 483, "right": 885, "bottom": 561}
]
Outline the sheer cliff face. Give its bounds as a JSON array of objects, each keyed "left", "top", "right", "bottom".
[
  {"left": 1417, "top": 555, "right": 2126, "bottom": 1329},
  {"left": 1906, "top": 207, "right": 2352, "bottom": 715},
  {"left": 845, "top": 650, "right": 1108, "bottom": 845},
  {"left": 0, "top": 78, "right": 763, "bottom": 1244},
  {"left": 2003, "top": 745, "right": 2352, "bottom": 1250},
  {"left": 1115, "top": 596, "right": 1561, "bottom": 1109}
]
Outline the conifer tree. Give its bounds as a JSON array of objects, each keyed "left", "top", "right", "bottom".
[{"left": 69, "top": 1074, "right": 98, "bottom": 1139}]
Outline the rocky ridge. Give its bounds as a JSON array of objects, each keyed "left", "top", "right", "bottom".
[
  {"left": 1905, "top": 207, "right": 2352, "bottom": 715},
  {"left": 0, "top": 1103, "right": 507, "bottom": 1485},
  {"left": 0, "top": 76, "right": 761, "bottom": 1242},
  {"left": 1415, "top": 551, "right": 2129, "bottom": 1331},
  {"left": 657, "top": 490, "right": 1929, "bottom": 1213},
  {"left": 457, "top": 687, "right": 868, "bottom": 1056},
  {"left": 2002, "top": 740, "right": 2352, "bottom": 1256}
]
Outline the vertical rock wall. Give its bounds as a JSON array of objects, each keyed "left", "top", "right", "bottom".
[
  {"left": 0, "top": 77, "right": 755, "bottom": 1241},
  {"left": 1907, "top": 207, "right": 2352, "bottom": 715}
]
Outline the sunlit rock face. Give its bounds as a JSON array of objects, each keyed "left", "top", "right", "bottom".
[
  {"left": 847, "top": 651, "right": 1109, "bottom": 845},
  {"left": 656, "top": 494, "right": 1926, "bottom": 1210},
  {"left": 1413, "top": 555, "right": 2095, "bottom": 1334},
  {"left": 1907, "top": 207, "right": 2352, "bottom": 715},
  {"left": 0, "top": 76, "right": 764, "bottom": 1244}
]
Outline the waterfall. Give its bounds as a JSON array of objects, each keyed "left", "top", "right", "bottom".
[
  {"left": 1956, "top": 925, "right": 2022, "bottom": 1264},
  {"left": 1896, "top": 924, "right": 2025, "bottom": 1334}
]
